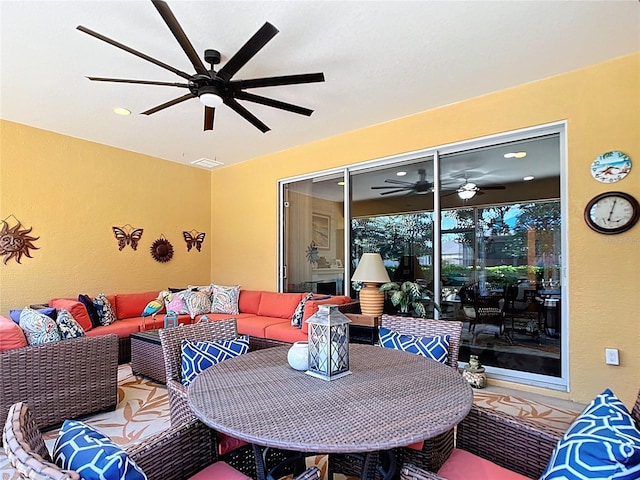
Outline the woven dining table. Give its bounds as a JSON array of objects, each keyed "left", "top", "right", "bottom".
[{"left": 188, "top": 343, "right": 473, "bottom": 479}]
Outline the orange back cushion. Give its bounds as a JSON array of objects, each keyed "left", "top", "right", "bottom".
[
  {"left": 238, "top": 290, "right": 263, "bottom": 314},
  {"left": 0, "top": 315, "right": 27, "bottom": 351},
  {"left": 115, "top": 291, "right": 160, "bottom": 319},
  {"left": 257, "top": 292, "right": 304, "bottom": 319},
  {"left": 301, "top": 296, "right": 352, "bottom": 334},
  {"left": 49, "top": 298, "right": 93, "bottom": 331}
]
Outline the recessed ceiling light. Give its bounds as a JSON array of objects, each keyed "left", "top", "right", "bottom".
[
  {"left": 337, "top": 181, "right": 345, "bottom": 186},
  {"left": 523, "top": 175, "right": 535, "bottom": 181},
  {"left": 113, "top": 107, "right": 131, "bottom": 116},
  {"left": 396, "top": 171, "right": 407, "bottom": 176},
  {"left": 504, "top": 151, "right": 527, "bottom": 159}
]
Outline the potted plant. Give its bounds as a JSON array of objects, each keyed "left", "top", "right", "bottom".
[{"left": 379, "top": 281, "right": 439, "bottom": 318}]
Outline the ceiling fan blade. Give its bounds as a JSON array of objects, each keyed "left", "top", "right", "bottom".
[
  {"left": 231, "top": 73, "right": 325, "bottom": 90},
  {"left": 371, "top": 185, "right": 411, "bottom": 190},
  {"left": 479, "top": 185, "right": 506, "bottom": 190},
  {"left": 380, "top": 188, "right": 411, "bottom": 196},
  {"left": 224, "top": 98, "right": 270, "bottom": 133},
  {"left": 151, "top": 0, "right": 209, "bottom": 76},
  {"left": 77, "top": 25, "right": 193, "bottom": 80},
  {"left": 383, "top": 179, "right": 417, "bottom": 186},
  {"left": 217, "top": 22, "right": 279, "bottom": 82},
  {"left": 141, "top": 92, "right": 195, "bottom": 115},
  {"left": 204, "top": 107, "right": 215, "bottom": 131},
  {"left": 87, "top": 77, "right": 189, "bottom": 88},
  {"left": 235, "top": 91, "right": 313, "bottom": 116}
]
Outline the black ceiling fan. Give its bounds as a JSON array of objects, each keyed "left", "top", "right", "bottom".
[
  {"left": 77, "top": 0, "right": 325, "bottom": 133},
  {"left": 371, "top": 169, "right": 435, "bottom": 196}
]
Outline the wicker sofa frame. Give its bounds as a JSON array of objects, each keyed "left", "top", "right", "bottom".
[
  {"left": 3, "top": 401, "right": 321, "bottom": 480},
  {"left": 0, "top": 334, "right": 118, "bottom": 431},
  {"left": 400, "top": 388, "right": 640, "bottom": 480}
]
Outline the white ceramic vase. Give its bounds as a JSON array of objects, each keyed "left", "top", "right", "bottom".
[{"left": 287, "top": 341, "right": 309, "bottom": 371}]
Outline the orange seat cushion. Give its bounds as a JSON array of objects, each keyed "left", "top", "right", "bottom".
[
  {"left": 49, "top": 298, "right": 93, "bottom": 331},
  {"left": 437, "top": 448, "right": 531, "bottom": 480},
  {"left": 218, "top": 433, "right": 248, "bottom": 457},
  {"left": 264, "top": 321, "right": 308, "bottom": 343},
  {"left": 188, "top": 461, "right": 252, "bottom": 480}
]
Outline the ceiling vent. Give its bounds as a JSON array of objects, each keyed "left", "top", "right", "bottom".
[{"left": 191, "top": 157, "right": 223, "bottom": 169}]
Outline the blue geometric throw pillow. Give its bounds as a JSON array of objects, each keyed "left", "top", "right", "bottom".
[
  {"left": 541, "top": 388, "right": 640, "bottom": 480},
  {"left": 181, "top": 336, "right": 250, "bottom": 387},
  {"left": 52, "top": 420, "right": 147, "bottom": 480},
  {"left": 55, "top": 309, "right": 85, "bottom": 340},
  {"left": 379, "top": 326, "right": 450, "bottom": 364}
]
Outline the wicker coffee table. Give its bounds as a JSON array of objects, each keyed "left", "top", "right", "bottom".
[
  {"left": 130, "top": 329, "right": 166, "bottom": 383},
  {"left": 188, "top": 344, "right": 472, "bottom": 480}
]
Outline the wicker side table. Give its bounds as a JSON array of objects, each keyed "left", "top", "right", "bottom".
[{"left": 130, "top": 329, "right": 166, "bottom": 383}]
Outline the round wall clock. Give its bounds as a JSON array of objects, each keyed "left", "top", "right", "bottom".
[
  {"left": 584, "top": 191, "right": 640, "bottom": 234},
  {"left": 590, "top": 151, "right": 631, "bottom": 183}
]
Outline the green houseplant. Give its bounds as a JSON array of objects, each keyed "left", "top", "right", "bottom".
[{"left": 379, "top": 281, "right": 439, "bottom": 318}]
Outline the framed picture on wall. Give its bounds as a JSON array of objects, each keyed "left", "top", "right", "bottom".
[{"left": 312, "top": 213, "right": 330, "bottom": 249}]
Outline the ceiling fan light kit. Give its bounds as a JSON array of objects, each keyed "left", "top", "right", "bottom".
[{"left": 78, "top": 0, "right": 325, "bottom": 133}]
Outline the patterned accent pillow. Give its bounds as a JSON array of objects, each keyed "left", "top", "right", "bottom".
[
  {"left": 93, "top": 293, "right": 116, "bottom": 326},
  {"left": 9, "top": 307, "right": 57, "bottom": 324},
  {"left": 53, "top": 419, "right": 147, "bottom": 480},
  {"left": 379, "top": 326, "right": 450, "bottom": 364},
  {"left": 181, "top": 336, "right": 249, "bottom": 387},
  {"left": 185, "top": 290, "right": 212, "bottom": 319},
  {"left": 292, "top": 292, "right": 314, "bottom": 327},
  {"left": 541, "top": 388, "right": 640, "bottom": 479},
  {"left": 164, "top": 289, "right": 190, "bottom": 315},
  {"left": 55, "top": 309, "right": 85, "bottom": 339},
  {"left": 19, "top": 308, "right": 61, "bottom": 345},
  {"left": 78, "top": 294, "right": 101, "bottom": 328},
  {"left": 210, "top": 284, "right": 240, "bottom": 314}
]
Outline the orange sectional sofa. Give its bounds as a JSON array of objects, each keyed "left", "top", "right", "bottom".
[{"left": 0, "top": 289, "right": 357, "bottom": 363}]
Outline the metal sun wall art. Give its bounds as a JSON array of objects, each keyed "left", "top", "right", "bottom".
[
  {"left": 151, "top": 235, "right": 174, "bottom": 263},
  {"left": 112, "top": 224, "right": 144, "bottom": 251},
  {"left": 0, "top": 216, "right": 39, "bottom": 265},
  {"left": 183, "top": 230, "right": 206, "bottom": 252}
]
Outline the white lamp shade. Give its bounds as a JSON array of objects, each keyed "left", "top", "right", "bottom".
[{"left": 351, "top": 253, "right": 390, "bottom": 283}]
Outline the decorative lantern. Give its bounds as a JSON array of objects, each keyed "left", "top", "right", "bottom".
[
  {"left": 306, "top": 305, "right": 351, "bottom": 381},
  {"left": 164, "top": 311, "right": 178, "bottom": 329}
]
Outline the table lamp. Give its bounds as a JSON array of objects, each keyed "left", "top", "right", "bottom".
[{"left": 351, "top": 253, "right": 390, "bottom": 317}]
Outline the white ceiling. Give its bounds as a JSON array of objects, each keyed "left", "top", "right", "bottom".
[{"left": 1, "top": 1, "right": 638, "bottom": 170}]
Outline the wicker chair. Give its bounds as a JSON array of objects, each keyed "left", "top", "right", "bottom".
[
  {"left": 159, "top": 319, "right": 240, "bottom": 426},
  {"left": 401, "top": 388, "right": 640, "bottom": 480},
  {"left": 329, "top": 315, "right": 464, "bottom": 479},
  {"left": 3, "top": 401, "right": 321, "bottom": 480}
]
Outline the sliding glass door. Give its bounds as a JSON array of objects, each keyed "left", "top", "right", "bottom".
[
  {"left": 279, "top": 123, "right": 566, "bottom": 389},
  {"left": 280, "top": 172, "right": 346, "bottom": 295}
]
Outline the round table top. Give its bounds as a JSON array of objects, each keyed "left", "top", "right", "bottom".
[{"left": 188, "top": 343, "right": 473, "bottom": 453}]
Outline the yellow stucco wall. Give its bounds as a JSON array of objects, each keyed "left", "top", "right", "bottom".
[
  {"left": 0, "top": 54, "right": 638, "bottom": 406},
  {"left": 0, "top": 121, "right": 212, "bottom": 310},
  {"left": 210, "top": 53, "right": 640, "bottom": 405}
]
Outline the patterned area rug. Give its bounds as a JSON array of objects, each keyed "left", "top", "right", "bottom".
[{"left": 1, "top": 364, "right": 581, "bottom": 480}]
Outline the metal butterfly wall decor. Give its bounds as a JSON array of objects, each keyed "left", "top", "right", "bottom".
[
  {"left": 112, "top": 224, "right": 144, "bottom": 251},
  {"left": 183, "top": 230, "right": 206, "bottom": 252}
]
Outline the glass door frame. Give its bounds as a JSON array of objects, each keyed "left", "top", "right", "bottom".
[{"left": 278, "top": 121, "right": 568, "bottom": 391}]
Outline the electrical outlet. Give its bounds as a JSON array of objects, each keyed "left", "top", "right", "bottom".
[{"left": 605, "top": 348, "right": 619, "bottom": 366}]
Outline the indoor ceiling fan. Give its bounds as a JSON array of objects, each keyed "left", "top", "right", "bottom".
[
  {"left": 371, "top": 169, "right": 435, "bottom": 196},
  {"left": 77, "top": 0, "right": 325, "bottom": 133},
  {"left": 446, "top": 178, "right": 506, "bottom": 199}
]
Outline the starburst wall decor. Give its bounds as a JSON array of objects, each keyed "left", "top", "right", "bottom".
[{"left": 0, "top": 215, "right": 40, "bottom": 265}]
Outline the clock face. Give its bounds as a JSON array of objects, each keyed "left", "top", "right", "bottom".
[{"left": 585, "top": 192, "right": 640, "bottom": 234}]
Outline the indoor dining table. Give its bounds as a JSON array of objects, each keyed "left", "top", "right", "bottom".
[{"left": 187, "top": 343, "right": 473, "bottom": 480}]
